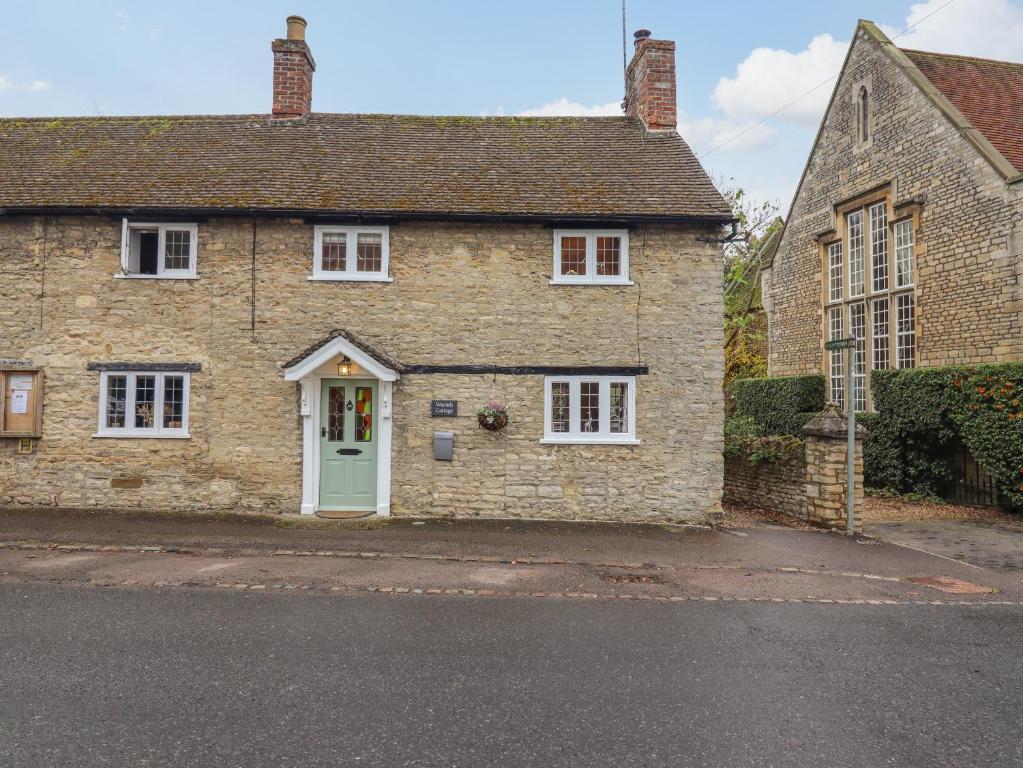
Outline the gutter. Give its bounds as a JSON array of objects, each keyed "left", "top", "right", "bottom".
[{"left": 0, "top": 205, "right": 736, "bottom": 228}]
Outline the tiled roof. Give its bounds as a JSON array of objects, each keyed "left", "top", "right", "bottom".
[
  {"left": 0, "top": 113, "right": 730, "bottom": 221},
  {"left": 903, "top": 49, "right": 1023, "bottom": 175}
]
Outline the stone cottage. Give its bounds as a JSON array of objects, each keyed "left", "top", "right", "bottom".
[
  {"left": 0, "top": 19, "right": 731, "bottom": 522},
  {"left": 763, "top": 20, "right": 1023, "bottom": 411}
]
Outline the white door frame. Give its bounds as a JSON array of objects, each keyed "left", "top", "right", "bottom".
[{"left": 283, "top": 337, "right": 399, "bottom": 516}]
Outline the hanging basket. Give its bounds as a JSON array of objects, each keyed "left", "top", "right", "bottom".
[{"left": 478, "top": 412, "right": 508, "bottom": 432}]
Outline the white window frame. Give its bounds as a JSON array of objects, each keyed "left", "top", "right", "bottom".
[
  {"left": 849, "top": 301, "right": 867, "bottom": 413},
  {"left": 117, "top": 220, "right": 199, "bottom": 279},
  {"left": 895, "top": 292, "right": 916, "bottom": 370},
  {"left": 310, "top": 225, "right": 392, "bottom": 282},
  {"left": 94, "top": 371, "right": 191, "bottom": 438},
  {"left": 827, "top": 242, "right": 843, "bottom": 304},
  {"left": 541, "top": 376, "right": 638, "bottom": 444},
  {"left": 828, "top": 306, "right": 845, "bottom": 409},
  {"left": 846, "top": 210, "right": 865, "bottom": 298},
  {"left": 893, "top": 218, "right": 915, "bottom": 288},
  {"left": 550, "top": 230, "right": 632, "bottom": 285},
  {"left": 868, "top": 202, "right": 889, "bottom": 293}
]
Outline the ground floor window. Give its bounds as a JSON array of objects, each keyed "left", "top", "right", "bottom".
[
  {"left": 96, "top": 371, "right": 190, "bottom": 437},
  {"left": 542, "top": 376, "right": 637, "bottom": 443}
]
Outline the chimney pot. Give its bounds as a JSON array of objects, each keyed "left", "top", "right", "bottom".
[
  {"left": 272, "top": 16, "right": 316, "bottom": 118},
  {"left": 286, "top": 15, "right": 307, "bottom": 41},
  {"left": 624, "top": 30, "right": 676, "bottom": 131}
]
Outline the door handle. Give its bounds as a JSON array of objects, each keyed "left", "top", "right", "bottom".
[
  {"left": 336, "top": 448, "right": 363, "bottom": 456},
  {"left": 321, "top": 427, "right": 327, "bottom": 438}
]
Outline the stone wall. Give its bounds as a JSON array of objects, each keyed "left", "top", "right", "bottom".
[
  {"left": 766, "top": 25, "right": 1023, "bottom": 377},
  {"left": 0, "top": 216, "right": 724, "bottom": 522},
  {"left": 723, "top": 412, "right": 865, "bottom": 532},
  {"left": 723, "top": 446, "right": 806, "bottom": 519}
]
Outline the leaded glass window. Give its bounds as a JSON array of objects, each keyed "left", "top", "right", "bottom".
[
  {"left": 313, "top": 227, "right": 390, "bottom": 280},
  {"left": 828, "top": 242, "right": 843, "bottom": 303},
  {"left": 894, "top": 219, "right": 914, "bottom": 288},
  {"left": 321, "top": 232, "right": 347, "bottom": 272},
  {"left": 869, "top": 203, "right": 888, "bottom": 293},
  {"left": 327, "top": 386, "right": 345, "bottom": 441},
  {"left": 828, "top": 306, "right": 845, "bottom": 409},
  {"left": 106, "top": 375, "right": 127, "bottom": 429},
  {"left": 847, "top": 210, "right": 864, "bottom": 297},
  {"left": 99, "top": 371, "right": 190, "bottom": 437},
  {"left": 355, "top": 387, "right": 373, "bottom": 442},
  {"left": 871, "top": 298, "right": 890, "bottom": 371},
  {"left": 896, "top": 293, "right": 916, "bottom": 369},
  {"left": 579, "top": 382, "right": 600, "bottom": 433},
  {"left": 551, "top": 382, "right": 570, "bottom": 433},
  {"left": 559, "top": 236, "right": 587, "bottom": 276},
  {"left": 543, "top": 377, "right": 636, "bottom": 442}
]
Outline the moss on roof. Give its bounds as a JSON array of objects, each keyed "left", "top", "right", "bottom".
[{"left": 0, "top": 112, "right": 730, "bottom": 220}]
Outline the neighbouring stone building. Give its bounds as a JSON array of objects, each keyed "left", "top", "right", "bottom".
[
  {"left": 0, "top": 20, "right": 731, "bottom": 522},
  {"left": 764, "top": 20, "right": 1023, "bottom": 411}
]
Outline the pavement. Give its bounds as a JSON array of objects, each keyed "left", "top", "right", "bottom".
[
  {"left": 1, "top": 583, "right": 1020, "bottom": 768},
  {"left": 865, "top": 518, "right": 1023, "bottom": 573},
  {"left": 1, "top": 509, "right": 1020, "bottom": 603}
]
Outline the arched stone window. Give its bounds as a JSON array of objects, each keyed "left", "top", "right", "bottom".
[{"left": 857, "top": 86, "right": 870, "bottom": 145}]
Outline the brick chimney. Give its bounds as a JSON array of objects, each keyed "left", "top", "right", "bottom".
[
  {"left": 271, "top": 15, "right": 316, "bottom": 118},
  {"left": 624, "top": 29, "right": 677, "bottom": 132}
]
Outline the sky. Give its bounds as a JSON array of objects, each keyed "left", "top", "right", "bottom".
[{"left": 4, "top": 0, "right": 1023, "bottom": 214}]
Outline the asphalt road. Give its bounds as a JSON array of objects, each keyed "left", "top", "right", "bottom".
[{"left": 1, "top": 585, "right": 1020, "bottom": 768}]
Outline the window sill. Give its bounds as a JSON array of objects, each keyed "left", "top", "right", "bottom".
[
  {"left": 540, "top": 437, "right": 640, "bottom": 446},
  {"left": 309, "top": 275, "right": 394, "bottom": 283},
  {"left": 113, "top": 274, "right": 199, "bottom": 281},
  {"left": 548, "top": 278, "right": 634, "bottom": 287},
  {"left": 92, "top": 432, "right": 191, "bottom": 439}
]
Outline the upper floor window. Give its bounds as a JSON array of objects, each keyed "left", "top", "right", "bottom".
[
  {"left": 96, "top": 370, "right": 190, "bottom": 438},
  {"left": 551, "top": 230, "right": 631, "bottom": 285},
  {"left": 894, "top": 218, "right": 915, "bottom": 288},
  {"left": 825, "top": 199, "right": 917, "bottom": 411},
  {"left": 311, "top": 226, "right": 391, "bottom": 282},
  {"left": 542, "top": 376, "right": 637, "bottom": 444},
  {"left": 119, "top": 221, "right": 198, "bottom": 279}
]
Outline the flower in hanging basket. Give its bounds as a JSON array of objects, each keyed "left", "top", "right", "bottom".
[{"left": 476, "top": 401, "right": 509, "bottom": 432}]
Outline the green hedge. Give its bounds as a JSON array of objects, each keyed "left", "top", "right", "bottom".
[
  {"left": 867, "top": 364, "right": 1023, "bottom": 510},
  {"left": 731, "top": 375, "right": 825, "bottom": 436}
]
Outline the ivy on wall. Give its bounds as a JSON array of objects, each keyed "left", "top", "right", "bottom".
[{"left": 867, "top": 364, "right": 1023, "bottom": 510}]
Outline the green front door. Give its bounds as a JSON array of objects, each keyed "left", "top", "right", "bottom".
[{"left": 319, "top": 379, "right": 378, "bottom": 511}]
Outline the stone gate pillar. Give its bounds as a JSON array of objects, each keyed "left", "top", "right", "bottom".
[{"left": 802, "top": 405, "right": 867, "bottom": 533}]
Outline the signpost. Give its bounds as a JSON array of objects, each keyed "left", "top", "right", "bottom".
[{"left": 825, "top": 337, "right": 857, "bottom": 536}]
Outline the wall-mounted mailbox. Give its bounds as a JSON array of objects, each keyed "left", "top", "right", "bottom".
[
  {"left": 1, "top": 369, "right": 42, "bottom": 438},
  {"left": 433, "top": 431, "right": 454, "bottom": 461}
]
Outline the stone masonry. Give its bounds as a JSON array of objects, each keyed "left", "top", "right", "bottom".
[
  {"left": 0, "top": 218, "right": 724, "bottom": 522},
  {"left": 723, "top": 407, "right": 864, "bottom": 532},
  {"left": 765, "top": 23, "right": 1023, "bottom": 378}
]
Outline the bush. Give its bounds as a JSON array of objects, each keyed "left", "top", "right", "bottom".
[
  {"left": 731, "top": 375, "right": 825, "bottom": 436},
  {"left": 867, "top": 364, "right": 1023, "bottom": 510},
  {"left": 724, "top": 414, "right": 761, "bottom": 457}
]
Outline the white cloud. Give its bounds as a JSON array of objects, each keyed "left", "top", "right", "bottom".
[
  {"left": 679, "top": 114, "right": 776, "bottom": 155},
  {"left": 712, "top": 33, "right": 848, "bottom": 126},
  {"left": 483, "top": 98, "right": 622, "bottom": 118},
  {"left": 0, "top": 75, "right": 52, "bottom": 94},
  {"left": 708, "top": 0, "right": 1023, "bottom": 134},
  {"left": 881, "top": 0, "right": 1023, "bottom": 61}
]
